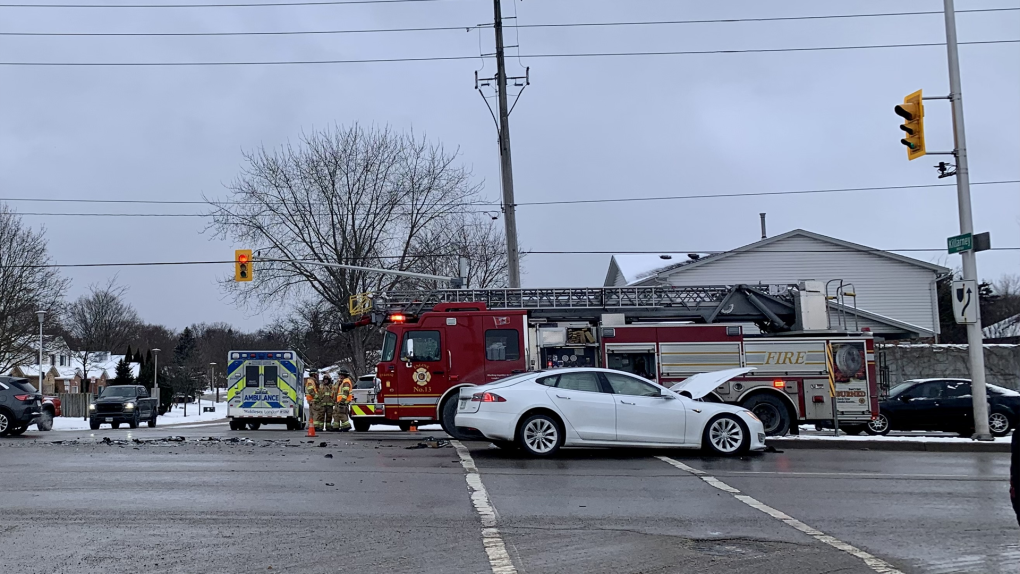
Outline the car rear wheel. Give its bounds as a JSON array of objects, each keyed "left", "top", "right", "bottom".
[
  {"left": 516, "top": 414, "right": 563, "bottom": 457},
  {"left": 865, "top": 414, "right": 891, "bottom": 436},
  {"left": 0, "top": 409, "right": 12, "bottom": 437},
  {"left": 702, "top": 414, "right": 749, "bottom": 456},
  {"left": 989, "top": 411, "right": 1012, "bottom": 437},
  {"left": 37, "top": 409, "right": 54, "bottom": 431},
  {"left": 147, "top": 412, "right": 157, "bottom": 428},
  {"left": 741, "top": 394, "right": 791, "bottom": 436},
  {"left": 9, "top": 424, "right": 28, "bottom": 436}
]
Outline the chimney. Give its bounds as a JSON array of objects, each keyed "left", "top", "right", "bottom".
[{"left": 759, "top": 213, "right": 767, "bottom": 239}]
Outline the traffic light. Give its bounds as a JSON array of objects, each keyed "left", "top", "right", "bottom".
[
  {"left": 234, "top": 249, "right": 253, "bottom": 282},
  {"left": 894, "top": 89, "right": 925, "bottom": 160}
]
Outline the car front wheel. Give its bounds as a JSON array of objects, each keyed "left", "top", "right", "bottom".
[
  {"left": 702, "top": 414, "right": 749, "bottom": 456},
  {"left": 516, "top": 414, "right": 563, "bottom": 457},
  {"left": 865, "top": 414, "right": 891, "bottom": 436},
  {"left": 989, "top": 411, "right": 1012, "bottom": 437}
]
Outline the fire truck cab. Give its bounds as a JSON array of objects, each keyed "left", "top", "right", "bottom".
[{"left": 358, "top": 282, "right": 880, "bottom": 438}]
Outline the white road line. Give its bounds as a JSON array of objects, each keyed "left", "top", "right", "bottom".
[
  {"left": 656, "top": 456, "right": 905, "bottom": 574},
  {"left": 452, "top": 440, "right": 518, "bottom": 574}
]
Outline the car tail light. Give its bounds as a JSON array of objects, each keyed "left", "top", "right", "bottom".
[
  {"left": 471, "top": 392, "right": 506, "bottom": 403},
  {"left": 14, "top": 394, "right": 32, "bottom": 401}
]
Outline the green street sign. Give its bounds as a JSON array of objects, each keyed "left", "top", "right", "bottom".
[{"left": 947, "top": 233, "right": 973, "bottom": 254}]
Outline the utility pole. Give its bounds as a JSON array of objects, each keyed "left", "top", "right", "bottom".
[
  {"left": 943, "top": 0, "right": 991, "bottom": 440},
  {"left": 493, "top": 0, "right": 521, "bottom": 287}
]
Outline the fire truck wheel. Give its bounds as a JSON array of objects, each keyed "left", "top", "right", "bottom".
[
  {"left": 353, "top": 419, "right": 371, "bottom": 432},
  {"left": 439, "top": 396, "right": 475, "bottom": 441},
  {"left": 399, "top": 422, "right": 412, "bottom": 432},
  {"left": 741, "top": 394, "right": 791, "bottom": 436},
  {"left": 865, "top": 413, "right": 891, "bottom": 436}
]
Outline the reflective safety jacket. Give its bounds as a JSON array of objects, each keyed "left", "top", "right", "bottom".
[
  {"left": 336, "top": 378, "right": 354, "bottom": 405},
  {"left": 313, "top": 382, "right": 336, "bottom": 407},
  {"left": 304, "top": 377, "right": 317, "bottom": 403}
]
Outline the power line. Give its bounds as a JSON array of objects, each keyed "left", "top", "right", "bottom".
[
  {"left": 13, "top": 247, "right": 1020, "bottom": 270},
  {"left": 1, "top": 40, "right": 1016, "bottom": 66},
  {"left": 6, "top": 180, "right": 1016, "bottom": 214},
  {"left": 515, "top": 180, "right": 1020, "bottom": 207},
  {"left": 4, "top": 8, "right": 1016, "bottom": 37},
  {"left": 0, "top": 0, "right": 442, "bottom": 8}
]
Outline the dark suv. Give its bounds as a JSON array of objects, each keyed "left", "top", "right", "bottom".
[{"left": 0, "top": 376, "right": 43, "bottom": 437}]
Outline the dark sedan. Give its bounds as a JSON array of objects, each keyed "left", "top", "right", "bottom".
[{"left": 867, "top": 378, "right": 1019, "bottom": 437}]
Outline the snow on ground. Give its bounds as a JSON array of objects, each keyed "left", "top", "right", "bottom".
[
  {"left": 790, "top": 426, "right": 1010, "bottom": 443},
  {"left": 51, "top": 400, "right": 229, "bottom": 431}
]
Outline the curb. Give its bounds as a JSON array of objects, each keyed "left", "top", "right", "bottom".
[{"left": 769, "top": 438, "right": 1009, "bottom": 453}]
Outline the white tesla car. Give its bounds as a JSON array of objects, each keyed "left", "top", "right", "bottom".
[{"left": 455, "top": 367, "right": 766, "bottom": 457}]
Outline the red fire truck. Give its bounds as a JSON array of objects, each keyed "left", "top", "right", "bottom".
[{"left": 347, "top": 282, "right": 879, "bottom": 438}]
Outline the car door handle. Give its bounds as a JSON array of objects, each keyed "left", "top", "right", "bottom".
[
  {"left": 555, "top": 395, "right": 571, "bottom": 400},
  {"left": 620, "top": 400, "right": 636, "bottom": 405}
]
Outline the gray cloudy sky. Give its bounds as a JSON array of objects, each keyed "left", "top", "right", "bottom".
[{"left": 1, "top": 0, "right": 1017, "bottom": 332}]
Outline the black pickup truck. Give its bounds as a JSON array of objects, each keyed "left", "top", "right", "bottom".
[{"left": 89, "top": 385, "right": 159, "bottom": 430}]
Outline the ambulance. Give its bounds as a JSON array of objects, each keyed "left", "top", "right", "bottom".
[{"left": 225, "top": 350, "right": 306, "bottom": 431}]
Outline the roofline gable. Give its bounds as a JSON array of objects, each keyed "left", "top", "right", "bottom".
[{"left": 634, "top": 229, "right": 948, "bottom": 284}]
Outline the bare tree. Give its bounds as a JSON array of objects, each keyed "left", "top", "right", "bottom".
[
  {"left": 63, "top": 278, "right": 142, "bottom": 393},
  {"left": 206, "top": 124, "right": 506, "bottom": 373},
  {"left": 0, "top": 205, "right": 69, "bottom": 374},
  {"left": 406, "top": 217, "right": 510, "bottom": 289}
]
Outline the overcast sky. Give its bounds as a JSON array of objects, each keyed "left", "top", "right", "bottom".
[{"left": 1, "top": 0, "right": 1017, "bottom": 332}]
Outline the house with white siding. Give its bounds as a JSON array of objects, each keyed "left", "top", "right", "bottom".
[{"left": 604, "top": 229, "right": 949, "bottom": 339}]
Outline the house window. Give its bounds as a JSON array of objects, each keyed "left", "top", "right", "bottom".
[
  {"left": 49, "top": 354, "right": 56, "bottom": 366},
  {"left": 59, "top": 355, "right": 66, "bottom": 366}
]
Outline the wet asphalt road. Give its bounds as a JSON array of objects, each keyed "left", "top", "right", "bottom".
[{"left": 0, "top": 423, "right": 1015, "bottom": 574}]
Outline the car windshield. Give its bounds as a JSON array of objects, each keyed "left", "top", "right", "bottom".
[
  {"left": 888, "top": 382, "right": 918, "bottom": 398},
  {"left": 101, "top": 387, "right": 137, "bottom": 398}
]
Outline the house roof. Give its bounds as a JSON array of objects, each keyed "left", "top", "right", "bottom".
[
  {"left": 605, "top": 253, "right": 718, "bottom": 286},
  {"left": 616, "top": 229, "right": 948, "bottom": 286},
  {"left": 984, "top": 314, "right": 1020, "bottom": 339}
]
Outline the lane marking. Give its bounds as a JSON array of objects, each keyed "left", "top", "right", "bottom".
[
  {"left": 452, "top": 440, "right": 518, "bottom": 574},
  {"left": 656, "top": 456, "right": 905, "bottom": 574}
]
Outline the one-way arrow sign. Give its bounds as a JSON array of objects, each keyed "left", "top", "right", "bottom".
[{"left": 952, "top": 279, "right": 978, "bottom": 324}]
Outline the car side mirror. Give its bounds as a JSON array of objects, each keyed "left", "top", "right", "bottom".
[
  {"left": 661, "top": 393, "right": 676, "bottom": 400},
  {"left": 900, "top": 395, "right": 913, "bottom": 403}
]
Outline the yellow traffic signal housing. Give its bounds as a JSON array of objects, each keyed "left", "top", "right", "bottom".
[
  {"left": 894, "top": 89, "right": 925, "bottom": 160},
  {"left": 234, "top": 249, "right": 253, "bottom": 282}
]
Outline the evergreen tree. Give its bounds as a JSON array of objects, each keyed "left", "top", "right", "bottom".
[
  {"left": 133, "top": 349, "right": 143, "bottom": 364},
  {"left": 125, "top": 345, "right": 132, "bottom": 362},
  {"left": 111, "top": 358, "right": 135, "bottom": 385}
]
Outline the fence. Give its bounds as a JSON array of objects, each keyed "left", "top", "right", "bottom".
[
  {"left": 877, "top": 343, "right": 1020, "bottom": 395},
  {"left": 57, "top": 393, "right": 94, "bottom": 418}
]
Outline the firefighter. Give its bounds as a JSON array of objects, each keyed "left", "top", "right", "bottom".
[
  {"left": 304, "top": 370, "right": 324, "bottom": 431},
  {"left": 319, "top": 375, "right": 337, "bottom": 431},
  {"left": 332, "top": 368, "right": 354, "bottom": 432},
  {"left": 311, "top": 374, "right": 335, "bottom": 432}
]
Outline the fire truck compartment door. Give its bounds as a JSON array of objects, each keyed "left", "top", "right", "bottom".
[
  {"left": 670, "top": 367, "right": 756, "bottom": 399},
  {"left": 659, "top": 342, "right": 742, "bottom": 377}
]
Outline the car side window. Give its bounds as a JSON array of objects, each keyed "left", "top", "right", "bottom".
[
  {"left": 603, "top": 372, "right": 662, "bottom": 397},
  {"left": 555, "top": 372, "right": 602, "bottom": 393},
  {"left": 942, "top": 381, "right": 972, "bottom": 398},
  {"left": 911, "top": 382, "right": 944, "bottom": 400},
  {"left": 536, "top": 375, "right": 559, "bottom": 387}
]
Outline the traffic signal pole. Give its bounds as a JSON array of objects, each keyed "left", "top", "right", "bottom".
[{"left": 943, "top": 0, "right": 991, "bottom": 440}]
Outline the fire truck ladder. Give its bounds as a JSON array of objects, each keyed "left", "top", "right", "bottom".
[{"left": 370, "top": 285, "right": 799, "bottom": 331}]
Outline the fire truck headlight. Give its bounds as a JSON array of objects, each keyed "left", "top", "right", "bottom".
[{"left": 743, "top": 410, "right": 760, "bottom": 423}]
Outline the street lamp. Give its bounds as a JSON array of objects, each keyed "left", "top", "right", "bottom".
[
  {"left": 152, "top": 349, "right": 160, "bottom": 405},
  {"left": 210, "top": 363, "right": 217, "bottom": 404},
  {"left": 36, "top": 310, "right": 45, "bottom": 395}
]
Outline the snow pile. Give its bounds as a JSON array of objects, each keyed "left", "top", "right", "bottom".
[{"left": 51, "top": 400, "right": 229, "bottom": 431}]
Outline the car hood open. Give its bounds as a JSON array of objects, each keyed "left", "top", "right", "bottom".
[{"left": 669, "top": 367, "right": 756, "bottom": 399}]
